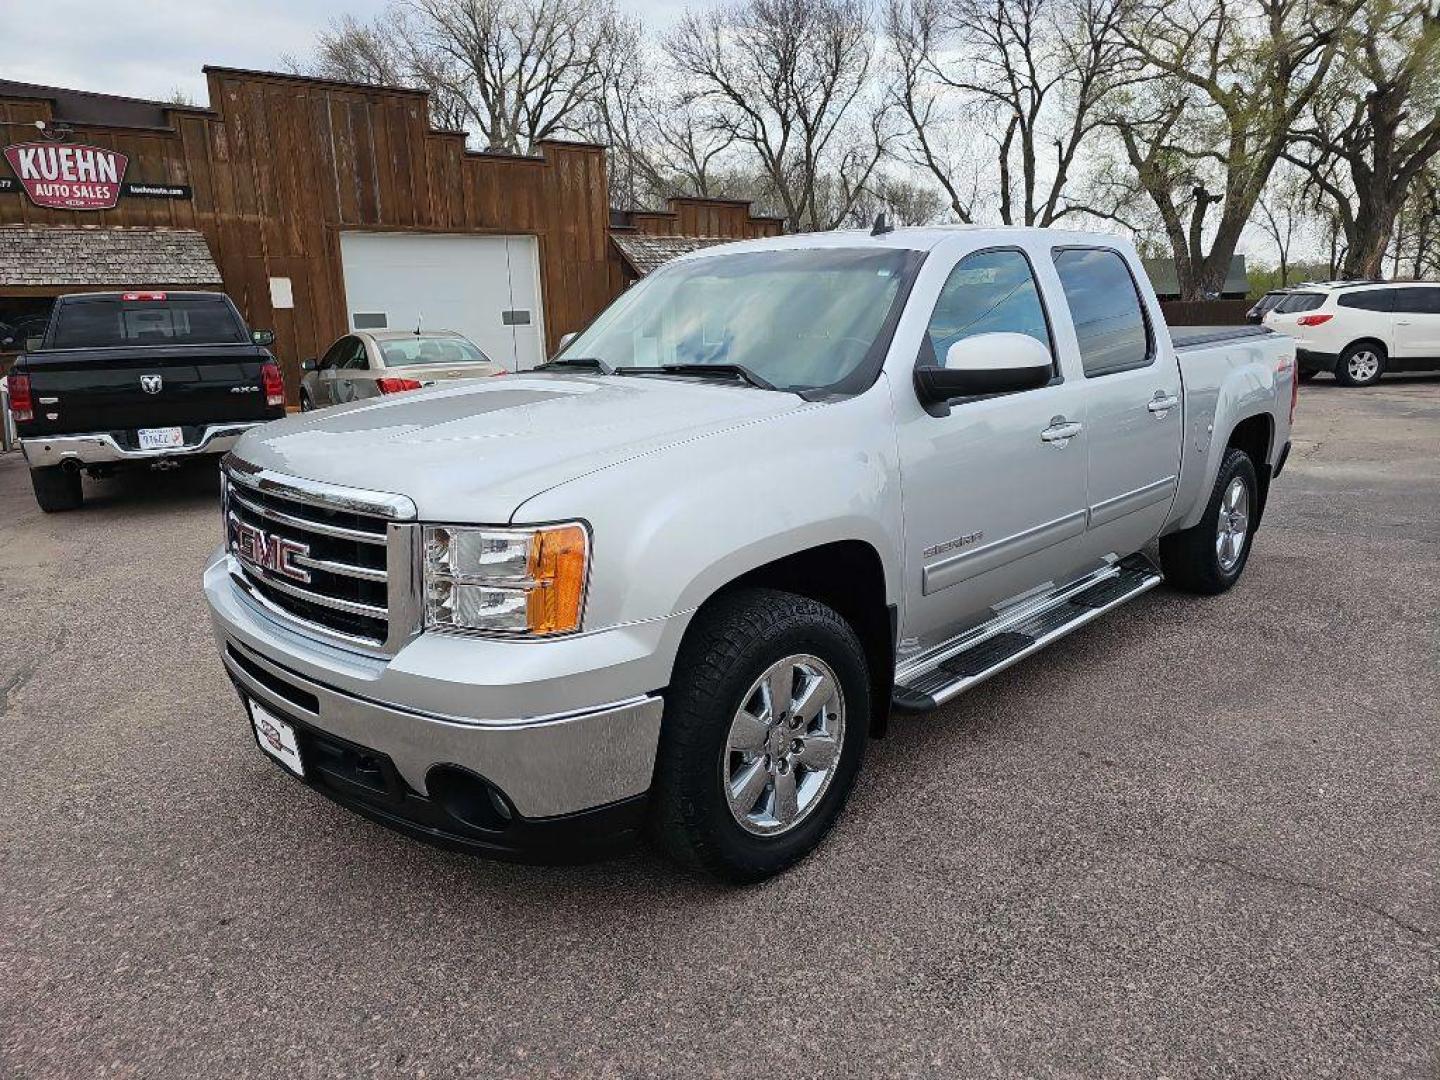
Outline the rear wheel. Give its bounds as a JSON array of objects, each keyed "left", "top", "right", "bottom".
[
  {"left": 30, "top": 465, "right": 83, "bottom": 512},
  {"left": 650, "top": 588, "right": 869, "bottom": 883},
  {"left": 1159, "top": 448, "right": 1257, "bottom": 595},
  {"left": 1335, "top": 342, "right": 1385, "bottom": 387}
]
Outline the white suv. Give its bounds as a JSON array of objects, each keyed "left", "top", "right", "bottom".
[{"left": 1264, "top": 281, "right": 1440, "bottom": 386}]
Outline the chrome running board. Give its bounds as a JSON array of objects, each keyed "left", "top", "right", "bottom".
[{"left": 891, "top": 556, "right": 1163, "bottom": 714}]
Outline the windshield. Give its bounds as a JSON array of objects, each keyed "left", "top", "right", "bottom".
[
  {"left": 559, "top": 247, "right": 919, "bottom": 393},
  {"left": 378, "top": 336, "right": 493, "bottom": 367},
  {"left": 49, "top": 297, "right": 247, "bottom": 349}
]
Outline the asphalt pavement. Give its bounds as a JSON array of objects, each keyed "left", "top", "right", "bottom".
[{"left": 0, "top": 375, "right": 1435, "bottom": 1078}]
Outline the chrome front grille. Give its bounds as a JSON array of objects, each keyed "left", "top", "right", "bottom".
[{"left": 221, "top": 457, "right": 420, "bottom": 653}]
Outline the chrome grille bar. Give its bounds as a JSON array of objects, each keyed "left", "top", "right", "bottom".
[
  {"left": 291, "top": 553, "right": 388, "bottom": 582},
  {"left": 241, "top": 562, "right": 390, "bottom": 619},
  {"left": 227, "top": 487, "right": 388, "bottom": 545}
]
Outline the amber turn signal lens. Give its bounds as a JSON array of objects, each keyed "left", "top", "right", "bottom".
[{"left": 525, "top": 524, "right": 589, "bottom": 634}]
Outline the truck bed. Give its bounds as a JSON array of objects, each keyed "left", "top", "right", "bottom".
[{"left": 1169, "top": 325, "right": 1273, "bottom": 350}]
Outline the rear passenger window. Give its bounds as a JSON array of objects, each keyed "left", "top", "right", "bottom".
[
  {"left": 1337, "top": 290, "right": 1395, "bottom": 312},
  {"left": 921, "top": 248, "right": 1053, "bottom": 370},
  {"left": 1278, "top": 292, "right": 1326, "bottom": 313},
  {"left": 1393, "top": 288, "right": 1440, "bottom": 314},
  {"left": 1052, "top": 248, "right": 1152, "bottom": 377}
]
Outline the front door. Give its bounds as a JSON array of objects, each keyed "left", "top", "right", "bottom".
[
  {"left": 1050, "top": 247, "right": 1184, "bottom": 559},
  {"left": 893, "top": 245, "right": 1091, "bottom": 657}
]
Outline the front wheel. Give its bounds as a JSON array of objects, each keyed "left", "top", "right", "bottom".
[
  {"left": 1159, "top": 448, "right": 1257, "bottom": 594},
  {"left": 650, "top": 588, "right": 869, "bottom": 883},
  {"left": 1335, "top": 343, "right": 1385, "bottom": 387}
]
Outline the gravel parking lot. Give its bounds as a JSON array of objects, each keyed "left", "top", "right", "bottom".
[{"left": 1, "top": 377, "right": 1435, "bottom": 1078}]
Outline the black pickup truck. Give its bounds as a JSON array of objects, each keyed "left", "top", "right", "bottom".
[{"left": 7, "top": 291, "right": 286, "bottom": 511}]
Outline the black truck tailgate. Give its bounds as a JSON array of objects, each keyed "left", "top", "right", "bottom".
[{"left": 20, "top": 344, "right": 279, "bottom": 436}]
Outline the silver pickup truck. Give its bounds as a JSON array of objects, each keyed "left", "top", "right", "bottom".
[{"left": 204, "top": 226, "right": 1296, "bottom": 882}]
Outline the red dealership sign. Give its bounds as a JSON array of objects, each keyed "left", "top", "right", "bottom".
[{"left": 3, "top": 142, "right": 128, "bottom": 210}]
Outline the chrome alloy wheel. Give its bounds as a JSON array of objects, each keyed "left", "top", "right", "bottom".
[
  {"left": 1347, "top": 349, "right": 1381, "bottom": 383},
  {"left": 722, "top": 654, "right": 845, "bottom": 836},
  {"left": 1216, "top": 476, "right": 1250, "bottom": 572}
]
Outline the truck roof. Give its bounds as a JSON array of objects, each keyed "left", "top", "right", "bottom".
[
  {"left": 664, "top": 225, "right": 1135, "bottom": 263},
  {"left": 56, "top": 290, "right": 228, "bottom": 304}
]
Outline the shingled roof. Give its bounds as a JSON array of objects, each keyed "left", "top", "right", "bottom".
[
  {"left": 0, "top": 225, "right": 222, "bottom": 288},
  {"left": 611, "top": 234, "right": 737, "bottom": 277}
]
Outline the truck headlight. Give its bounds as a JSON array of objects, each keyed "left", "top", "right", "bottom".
[{"left": 423, "top": 523, "right": 589, "bottom": 636}]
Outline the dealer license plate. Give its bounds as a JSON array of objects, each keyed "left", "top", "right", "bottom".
[
  {"left": 249, "top": 700, "right": 305, "bottom": 777},
  {"left": 137, "top": 426, "right": 185, "bottom": 451}
]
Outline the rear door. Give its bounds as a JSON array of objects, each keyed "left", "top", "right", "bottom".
[
  {"left": 328, "top": 336, "right": 374, "bottom": 404},
  {"left": 1390, "top": 287, "right": 1440, "bottom": 360},
  {"left": 1050, "top": 246, "right": 1184, "bottom": 559}
]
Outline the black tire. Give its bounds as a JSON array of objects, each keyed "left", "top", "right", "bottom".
[
  {"left": 1334, "top": 341, "right": 1386, "bottom": 387},
  {"left": 30, "top": 465, "right": 83, "bottom": 512},
  {"left": 1159, "top": 448, "right": 1257, "bottom": 595},
  {"left": 650, "top": 588, "right": 870, "bottom": 883},
  {"left": 300, "top": 393, "right": 315, "bottom": 412},
  {"left": 1298, "top": 368, "right": 1318, "bottom": 383}
]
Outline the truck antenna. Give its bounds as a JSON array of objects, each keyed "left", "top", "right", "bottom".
[
  {"left": 414, "top": 313, "right": 423, "bottom": 336},
  {"left": 871, "top": 212, "right": 893, "bottom": 237}
]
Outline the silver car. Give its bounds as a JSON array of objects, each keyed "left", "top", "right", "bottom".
[{"left": 299, "top": 330, "right": 505, "bottom": 410}]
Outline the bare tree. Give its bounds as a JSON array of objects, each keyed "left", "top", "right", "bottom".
[
  {"left": 1254, "top": 169, "right": 1315, "bottom": 286},
  {"left": 296, "top": 0, "right": 632, "bottom": 154},
  {"left": 1284, "top": 0, "right": 1440, "bottom": 278},
  {"left": 666, "top": 0, "right": 890, "bottom": 231},
  {"left": 845, "top": 171, "right": 949, "bottom": 226},
  {"left": 1106, "top": 0, "right": 1359, "bottom": 300},
  {"left": 885, "top": 0, "right": 1134, "bottom": 228}
]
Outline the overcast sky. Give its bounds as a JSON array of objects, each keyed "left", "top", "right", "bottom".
[
  {"left": 3, "top": 0, "right": 685, "bottom": 104},
  {"left": 6, "top": 0, "right": 1295, "bottom": 269}
]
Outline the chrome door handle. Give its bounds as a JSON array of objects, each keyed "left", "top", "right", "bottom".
[
  {"left": 1040, "top": 419, "right": 1083, "bottom": 445},
  {"left": 1147, "top": 392, "right": 1180, "bottom": 415}
]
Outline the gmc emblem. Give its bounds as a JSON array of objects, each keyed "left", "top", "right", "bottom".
[{"left": 229, "top": 514, "right": 311, "bottom": 583}]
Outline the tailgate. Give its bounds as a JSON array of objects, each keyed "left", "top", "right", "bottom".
[{"left": 21, "top": 345, "right": 277, "bottom": 436}]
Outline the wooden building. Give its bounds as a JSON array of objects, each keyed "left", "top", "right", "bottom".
[{"left": 0, "top": 70, "right": 780, "bottom": 396}]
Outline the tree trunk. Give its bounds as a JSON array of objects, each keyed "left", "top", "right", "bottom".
[{"left": 1342, "top": 190, "right": 1401, "bottom": 278}]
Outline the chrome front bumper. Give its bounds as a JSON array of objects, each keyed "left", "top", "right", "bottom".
[
  {"left": 221, "top": 634, "right": 664, "bottom": 819},
  {"left": 20, "top": 422, "right": 268, "bottom": 468}
]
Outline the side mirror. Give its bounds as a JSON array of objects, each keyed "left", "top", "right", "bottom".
[
  {"left": 252, "top": 329, "right": 276, "bottom": 347},
  {"left": 301, "top": 357, "right": 317, "bottom": 372},
  {"left": 915, "top": 332, "right": 1053, "bottom": 407},
  {"left": 557, "top": 331, "right": 578, "bottom": 354},
  {"left": 24, "top": 336, "right": 43, "bottom": 352}
]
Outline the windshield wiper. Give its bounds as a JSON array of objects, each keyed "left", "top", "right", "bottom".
[
  {"left": 618, "top": 363, "right": 779, "bottom": 391},
  {"left": 534, "top": 356, "right": 614, "bottom": 375}
]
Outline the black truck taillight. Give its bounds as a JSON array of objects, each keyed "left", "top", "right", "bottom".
[
  {"left": 7, "top": 373, "right": 33, "bottom": 422},
  {"left": 260, "top": 361, "right": 285, "bottom": 408}
]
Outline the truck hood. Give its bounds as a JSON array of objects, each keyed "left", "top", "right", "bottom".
[{"left": 231, "top": 372, "right": 810, "bottom": 521}]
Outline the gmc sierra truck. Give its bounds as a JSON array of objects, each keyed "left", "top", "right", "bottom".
[
  {"left": 204, "top": 227, "right": 1296, "bottom": 882},
  {"left": 8, "top": 291, "right": 286, "bottom": 511}
]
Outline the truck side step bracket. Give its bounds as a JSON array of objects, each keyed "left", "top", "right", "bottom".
[{"left": 891, "top": 558, "right": 1162, "bottom": 715}]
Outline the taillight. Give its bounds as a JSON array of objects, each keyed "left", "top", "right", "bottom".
[
  {"left": 121, "top": 291, "right": 167, "bottom": 301},
  {"left": 260, "top": 361, "right": 285, "bottom": 407},
  {"left": 377, "top": 377, "right": 423, "bottom": 394},
  {"left": 7, "top": 373, "right": 33, "bottom": 422},
  {"left": 1296, "top": 313, "right": 1333, "bottom": 326}
]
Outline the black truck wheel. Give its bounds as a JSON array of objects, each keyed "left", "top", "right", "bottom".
[
  {"left": 651, "top": 588, "right": 869, "bottom": 883},
  {"left": 1159, "top": 448, "right": 1257, "bottom": 594},
  {"left": 31, "top": 465, "right": 83, "bottom": 512}
]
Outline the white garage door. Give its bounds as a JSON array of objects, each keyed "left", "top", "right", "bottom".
[{"left": 339, "top": 232, "right": 546, "bottom": 371}]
